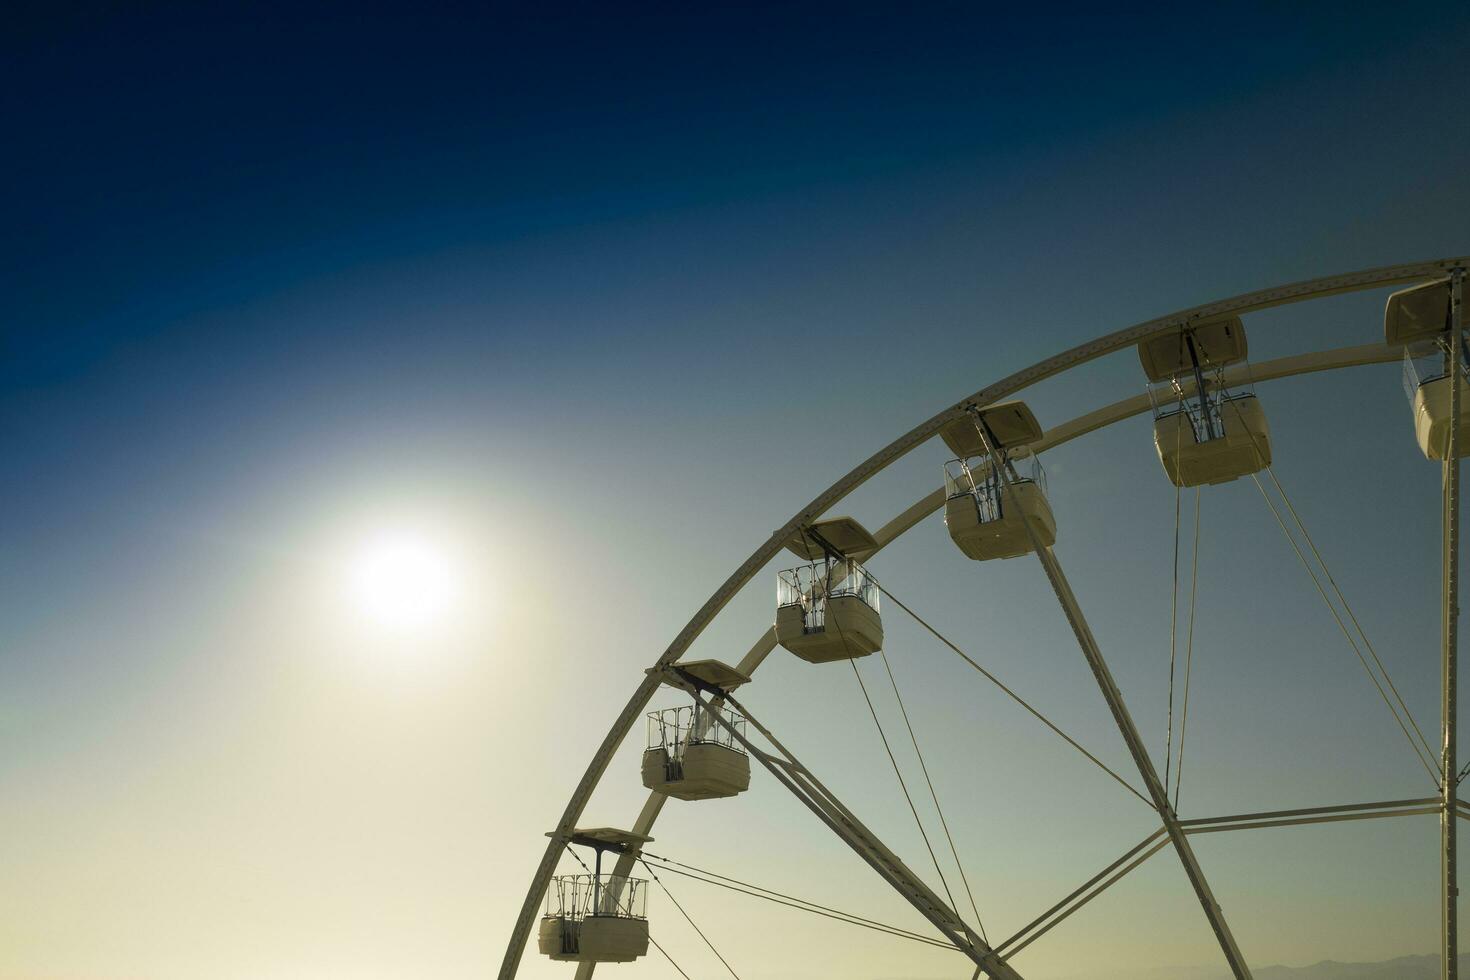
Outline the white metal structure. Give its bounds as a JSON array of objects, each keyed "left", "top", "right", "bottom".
[
  {"left": 774, "top": 556, "right": 884, "bottom": 664},
  {"left": 944, "top": 448, "right": 1057, "bottom": 561},
  {"left": 539, "top": 830, "right": 652, "bottom": 964},
  {"left": 943, "top": 400, "right": 1056, "bottom": 561},
  {"left": 1395, "top": 279, "right": 1470, "bottom": 461},
  {"left": 1144, "top": 317, "right": 1272, "bottom": 487},
  {"left": 502, "top": 257, "right": 1470, "bottom": 980},
  {"left": 641, "top": 702, "right": 751, "bottom": 801}
]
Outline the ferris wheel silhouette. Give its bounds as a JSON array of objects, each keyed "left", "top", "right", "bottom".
[{"left": 502, "top": 257, "right": 1470, "bottom": 980}]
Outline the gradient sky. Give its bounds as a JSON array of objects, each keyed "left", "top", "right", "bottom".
[{"left": 6, "top": 4, "right": 1470, "bottom": 979}]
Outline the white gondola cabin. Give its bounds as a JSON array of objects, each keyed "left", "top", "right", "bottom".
[
  {"left": 775, "top": 559, "right": 883, "bottom": 663},
  {"left": 540, "top": 829, "right": 651, "bottom": 964},
  {"left": 642, "top": 701, "right": 751, "bottom": 801},
  {"left": 1140, "top": 318, "right": 1271, "bottom": 486},
  {"left": 939, "top": 401, "right": 1056, "bottom": 560},
  {"left": 1387, "top": 278, "right": 1469, "bottom": 460},
  {"left": 945, "top": 450, "right": 1056, "bottom": 560},
  {"left": 775, "top": 518, "right": 883, "bottom": 663}
]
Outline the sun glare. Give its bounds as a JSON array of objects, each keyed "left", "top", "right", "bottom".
[{"left": 345, "top": 529, "right": 459, "bottom": 632}]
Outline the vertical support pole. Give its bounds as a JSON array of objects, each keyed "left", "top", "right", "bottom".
[
  {"left": 970, "top": 413, "right": 1254, "bottom": 980},
  {"left": 1184, "top": 332, "right": 1215, "bottom": 438},
  {"left": 1444, "top": 268, "right": 1464, "bottom": 980},
  {"left": 593, "top": 847, "right": 603, "bottom": 917}
]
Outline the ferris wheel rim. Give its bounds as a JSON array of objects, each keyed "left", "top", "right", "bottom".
[{"left": 501, "top": 255, "right": 1470, "bottom": 980}]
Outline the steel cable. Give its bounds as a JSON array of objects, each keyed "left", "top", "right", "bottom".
[
  {"left": 876, "top": 647, "right": 990, "bottom": 943},
  {"left": 1250, "top": 471, "right": 1442, "bottom": 787},
  {"left": 1165, "top": 467, "right": 1182, "bottom": 792},
  {"left": 874, "top": 581, "right": 1154, "bottom": 809},
  {"left": 846, "top": 656, "right": 971, "bottom": 945},
  {"left": 650, "top": 936, "right": 693, "bottom": 979},
  {"left": 641, "top": 851, "right": 943, "bottom": 941},
  {"left": 1172, "top": 486, "right": 1201, "bottom": 808},
  {"left": 1206, "top": 391, "right": 1440, "bottom": 785},
  {"left": 1207, "top": 392, "right": 1442, "bottom": 786},
  {"left": 1264, "top": 464, "right": 1438, "bottom": 767},
  {"left": 1164, "top": 368, "right": 1187, "bottom": 789},
  {"left": 817, "top": 563, "right": 985, "bottom": 946},
  {"left": 639, "top": 855, "right": 958, "bottom": 951},
  {"left": 639, "top": 857, "right": 742, "bottom": 980}
]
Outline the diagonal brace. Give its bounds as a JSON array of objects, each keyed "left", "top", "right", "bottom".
[
  {"left": 969, "top": 410, "right": 1254, "bottom": 980},
  {"left": 665, "top": 668, "right": 1024, "bottom": 980}
]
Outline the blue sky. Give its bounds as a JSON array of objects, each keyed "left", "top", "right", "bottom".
[{"left": 4, "top": 4, "right": 1470, "bottom": 979}]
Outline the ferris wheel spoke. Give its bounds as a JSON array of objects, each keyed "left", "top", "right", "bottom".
[
  {"left": 677, "top": 680, "right": 1024, "bottom": 979},
  {"left": 637, "top": 857, "right": 742, "bottom": 980},
  {"left": 647, "top": 934, "right": 693, "bottom": 979},
  {"left": 875, "top": 579, "right": 1153, "bottom": 807},
  {"left": 639, "top": 851, "right": 958, "bottom": 948},
  {"left": 1440, "top": 269, "right": 1464, "bottom": 980},
  {"left": 875, "top": 646, "right": 993, "bottom": 943},
  {"left": 969, "top": 410, "right": 1255, "bottom": 980},
  {"left": 1248, "top": 468, "right": 1443, "bottom": 786},
  {"left": 1180, "top": 797, "right": 1440, "bottom": 834},
  {"left": 996, "top": 830, "right": 1171, "bottom": 960},
  {"left": 846, "top": 655, "right": 981, "bottom": 944}
]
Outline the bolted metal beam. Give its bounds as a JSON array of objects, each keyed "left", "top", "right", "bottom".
[
  {"left": 1444, "top": 267, "right": 1465, "bottom": 980},
  {"left": 969, "top": 411, "right": 1255, "bottom": 980},
  {"left": 671, "top": 674, "right": 1025, "bottom": 980}
]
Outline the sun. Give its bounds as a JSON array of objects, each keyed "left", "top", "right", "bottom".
[{"left": 345, "top": 529, "right": 459, "bottom": 632}]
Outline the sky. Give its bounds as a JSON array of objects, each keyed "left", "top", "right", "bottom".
[{"left": 4, "top": 3, "right": 1470, "bottom": 979}]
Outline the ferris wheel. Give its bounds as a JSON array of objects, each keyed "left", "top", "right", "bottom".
[{"left": 500, "top": 257, "right": 1470, "bottom": 980}]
